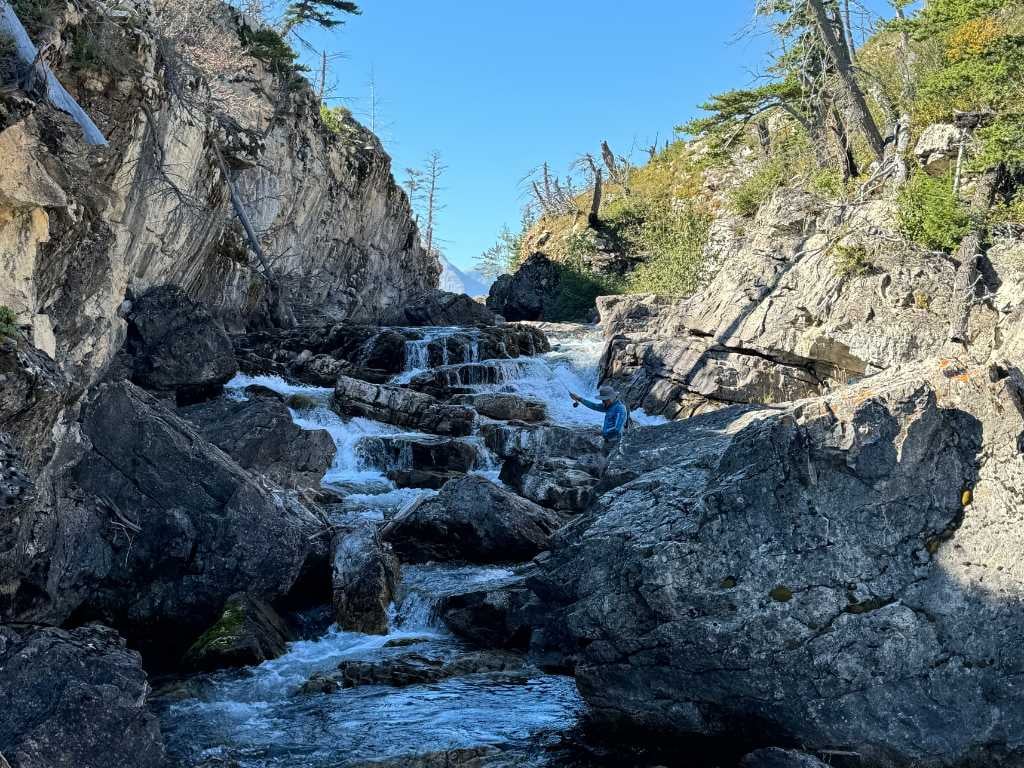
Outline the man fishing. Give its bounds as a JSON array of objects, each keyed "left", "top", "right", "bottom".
[{"left": 569, "top": 384, "right": 629, "bottom": 456}]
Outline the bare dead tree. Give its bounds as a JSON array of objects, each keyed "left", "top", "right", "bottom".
[
  {"left": 573, "top": 154, "right": 603, "bottom": 228},
  {"left": 1, "top": 1, "right": 107, "bottom": 144},
  {"left": 805, "top": 0, "right": 885, "bottom": 162},
  {"left": 422, "top": 151, "right": 447, "bottom": 257},
  {"left": 948, "top": 163, "right": 1007, "bottom": 344}
]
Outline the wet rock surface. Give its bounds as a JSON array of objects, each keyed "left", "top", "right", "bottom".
[
  {"left": 300, "top": 650, "right": 528, "bottom": 692},
  {"left": 333, "top": 375, "right": 476, "bottom": 437},
  {"left": 182, "top": 593, "right": 294, "bottom": 672},
  {"left": 332, "top": 521, "right": 400, "bottom": 635},
  {"left": 119, "top": 285, "right": 238, "bottom": 405},
  {"left": 178, "top": 394, "right": 336, "bottom": 490},
  {"left": 0, "top": 624, "right": 166, "bottom": 768},
  {"left": 739, "top": 749, "right": 832, "bottom": 768},
  {"left": 438, "top": 578, "right": 538, "bottom": 651},
  {"left": 382, "top": 475, "right": 566, "bottom": 564},
  {"left": 63, "top": 381, "right": 326, "bottom": 662}
]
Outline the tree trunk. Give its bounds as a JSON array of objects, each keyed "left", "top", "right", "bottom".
[
  {"left": 948, "top": 164, "right": 1005, "bottom": 344},
  {"left": 756, "top": 121, "right": 771, "bottom": 157},
  {"left": 588, "top": 168, "right": 602, "bottom": 229},
  {"left": 212, "top": 141, "right": 291, "bottom": 326},
  {"left": 806, "top": 0, "right": 885, "bottom": 162},
  {"left": 1, "top": 1, "right": 107, "bottom": 145},
  {"left": 830, "top": 105, "right": 858, "bottom": 179}
]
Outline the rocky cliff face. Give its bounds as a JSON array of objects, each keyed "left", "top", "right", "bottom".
[
  {"left": 530, "top": 359, "right": 1024, "bottom": 766},
  {"left": 598, "top": 187, "right": 1024, "bottom": 420},
  {"left": 0, "top": 0, "right": 436, "bottom": 388}
]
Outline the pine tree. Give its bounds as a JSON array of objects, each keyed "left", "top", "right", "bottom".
[{"left": 282, "top": 0, "right": 360, "bottom": 35}]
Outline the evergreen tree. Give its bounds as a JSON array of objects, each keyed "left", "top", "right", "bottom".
[{"left": 282, "top": 0, "right": 360, "bottom": 35}]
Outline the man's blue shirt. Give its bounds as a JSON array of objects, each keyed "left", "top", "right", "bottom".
[{"left": 579, "top": 398, "right": 628, "bottom": 439}]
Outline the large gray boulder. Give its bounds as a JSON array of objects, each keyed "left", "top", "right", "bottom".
[
  {"left": 528, "top": 362, "right": 1024, "bottom": 766},
  {"left": 596, "top": 191, "right": 988, "bottom": 419},
  {"left": 0, "top": 624, "right": 166, "bottom": 768},
  {"left": 382, "top": 475, "right": 565, "bottom": 564},
  {"left": 913, "top": 123, "right": 961, "bottom": 175},
  {"left": 391, "top": 290, "right": 497, "bottom": 326},
  {"left": 178, "top": 393, "right": 336, "bottom": 490},
  {"left": 486, "top": 253, "right": 561, "bottom": 321},
  {"left": 121, "top": 285, "right": 238, "bottom": 404},
  {"left": 481, "top": 422, "right": 605, "bottom": 512},
  {"left": 332, "top": 375, "right": 475, "bottom": 437},
  {"left": 451, "top": 393, "right": 547, "bottom": 423},
  {"left": 332, "top": 522, "right": 400, "bottom": 635},
  {"left": 61, "top": 382, "right": 326, "bottom": 663}
]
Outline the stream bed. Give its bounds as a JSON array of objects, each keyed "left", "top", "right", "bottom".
[{"left": 155, "top": 325, "right": 661, "bottom": 767}]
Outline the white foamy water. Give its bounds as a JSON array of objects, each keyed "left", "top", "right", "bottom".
[
  {"left": 470, "top": 328, "right": 667, "bottom": 428},
  {"left": 392, "top": 326, "right": 482, "bottom": 385},
  {"left": 161, "top": 324, "right": 664, "bottom": 767}
]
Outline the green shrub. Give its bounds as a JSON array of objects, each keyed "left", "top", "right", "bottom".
[
  {"left": 730, "top": 158, "right": 787, "bottom": 217},
  {"left": 831, "top": 244, "right": 873, "bottom": 278},
  {"left": 897, "top": 171, "right": 970, "bottom": 251},
  {"left": 320, "top": 104, "right": 352, "bottom": 134},
  {"left": 10, "top": 0, "right": 62, "bottom": 40},
  {"left": 239, "top": 27, "right": 303, "bottom": 74},
  {"left": 625, "top": 201, "right": 712, "bottom": 296},
  {"left": 0, "top": 306, "right": 18, "bottom": 338},
  {"left": 545, "top": 232, "right": 623, "bottom": 322}
]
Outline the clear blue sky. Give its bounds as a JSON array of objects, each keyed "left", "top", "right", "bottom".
[{"left": 297, "top": 1, "right": 895, "bottom": 272}]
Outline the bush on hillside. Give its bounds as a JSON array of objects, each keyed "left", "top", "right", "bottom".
[
  {"left": 623, "top": 200, "right": 711, "bottom": 296},
  {"left": 0, "top": 306, "right": 18, "bottom": 339},
  {"left": 897, "top": 172, "right": 971, "bottom": 251},
  {"left": 544, "top": 232, "right": 623, "bottom": 322}
]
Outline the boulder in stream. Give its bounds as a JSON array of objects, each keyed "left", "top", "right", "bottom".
[
  {"left": 438, "top": 579, "right": 537, "bottom": 651},
  {"left": 182, "top": 592, "right": 294, "bottom": 672},
  {"left": 178, "top": 393, "right": 336, "bottom": 490},
  {"left": 391, "top": 289, "right": 497, "bottom": 326},
  {"left": 333, "top": 375, "right": 476, "bottom": 437},
  {"left": 120, "top": 285, "right": 238, "bottom": 405},
  {"left": 63, "top": 381, "right": 328, "bottom": 664},
  {"left": 299, "top": 650, "right": 527, "bottom": 693},
  {"left": 332, "top": 522, "right": 400, "bottom": 635},
  {"left": 0, "top": 624, "right": 166, "bottom": 768},
  {"left": 381, "top": 475, "right": 565, "bottom": 563},
  {"left": 450, "top": 392, "right": 547, "bottom": 422}
]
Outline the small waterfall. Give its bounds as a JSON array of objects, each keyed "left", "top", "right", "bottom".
[{"left": 160, "top": 325, "right": 656, "bottom": 768}]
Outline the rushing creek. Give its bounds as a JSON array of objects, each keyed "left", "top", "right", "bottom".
[{"left": 155, "top": 324, "right": 663, "bottom": 767}]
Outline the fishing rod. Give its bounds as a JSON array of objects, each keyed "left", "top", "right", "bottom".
[{"left": 554, "top": 376, "right": 580, "bottom": 408}]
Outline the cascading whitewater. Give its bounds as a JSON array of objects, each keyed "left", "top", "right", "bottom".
[{"left": 158, "top": 325, "right": 660, "bottom": 767}]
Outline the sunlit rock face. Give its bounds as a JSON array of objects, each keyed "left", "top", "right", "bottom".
[
  {"left": 0, "top": 0, "right": 436, "bottom": 388},
  {"left": 531, "top": 360, "right": 1024, "bottom": 766},
  {"left": 597, "top": 189, "right": 1024, "bottom": 421}
]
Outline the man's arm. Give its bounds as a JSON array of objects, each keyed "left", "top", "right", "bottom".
[{"left": 571, "top": 393, "right": 606, "bottom": 412}]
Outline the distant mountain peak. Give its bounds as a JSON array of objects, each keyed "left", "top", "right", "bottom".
[{"left": 438, "top": 253, "right": 492, "bottom": 297}]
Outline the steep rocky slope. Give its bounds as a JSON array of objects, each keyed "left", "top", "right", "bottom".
[
  {"left": 527, "top": 357, "right": 1024, "bottom": 766},
  {"left": 0, "top": 0, "right": 436, "bottom": 388},
  {"left": 598, "top": 186, "right": 1024, "bottom": 420}
]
